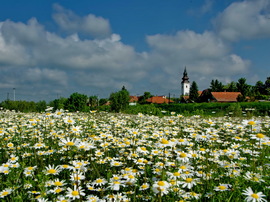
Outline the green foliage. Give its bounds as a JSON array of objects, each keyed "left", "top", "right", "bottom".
[
  {"left": 124, "top": 103, "right": 162, "bottom": 116},
  {"left": 156, "top": 102, "right": 270, "bottom": 117},
  {"left": 138, "top": 91, "right": 153, "bottom": 104},
  {"left": 224, "top": 81, "right": 238, "bottom": 92},
  {"left": 237, "top": 78, "right": 250, "bottom": 98},
  {"left": 109, "top": 86, "right": 130, "bottom": 112},
  {"left": 0, "top": 100, "right": 47, "bottom": 112},
  {"left": 64, "top": 92, "right": 89, "bottom": 112},
  {"left": 189, "top": 81, "right": 199, "bottom": 101},
  {"left": 226, "top": 103, "right": 242, "bottom": 117},
  {"left": 210, "top": 79, "right": 224, "bottom": 92},
  {"left": 89, "top": 95, "right": 99, "bottom": 109},
  {"left": 99, "top": 98, "right": 109, "bottom": 106},
  {"left": 36, "top": 100, "right": 47, "bottom": 112},
  {"left": 49, "top": 97, "right": 67, "bottom": 111}
]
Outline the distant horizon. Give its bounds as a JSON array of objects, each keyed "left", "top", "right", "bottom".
[{"left": 0, "top": 0, "right": 270, "bottom": 102}]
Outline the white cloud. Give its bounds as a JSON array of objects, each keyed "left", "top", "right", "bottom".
[
  {"left": 52, "top": 4, "right": 111, "bottom": 38},
  {"left": 145, "top": 30, "right": 250, "bottom": 91},
  {"left": 0, "top": 15, "right": 149, "bottom": 99},
  {"left": 214, "top": 0, "right": 270, "bottom": 41}
]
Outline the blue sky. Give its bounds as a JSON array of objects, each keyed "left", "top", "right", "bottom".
[{"left": 0, "top": 0, "right": 269, "bottom": 101}]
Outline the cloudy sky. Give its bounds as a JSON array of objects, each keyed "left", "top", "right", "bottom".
[{"left": 0, "top": 0, "right": 270, "bottom": 101}]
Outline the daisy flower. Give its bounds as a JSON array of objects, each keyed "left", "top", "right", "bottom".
[
  {"left": 92, "top": 178, "right": 107, "bottom": 187},
  {"left": 179, "top": 177, "right": 198, "bottom": 189},
  {"left": 0, "top": 188, "right": 12, "bottom": 198},
  {"left": 66, "top": 186, "right": 85, "bottom": 200},
  {"left": 63, "top": 116, "right": 75, "bottom": 125},
  {"left": 52, "top": 179, "right": 67, "bottom": 187},
  {"left": 45, "top": 165, "right": 61, "bottom": 175},
  {"left": 152, "top": 181, "right": 171, "bottom": 196},
  {"left": 214, "top": 184, "right": 232, "bottom": 191},
  {"left": 139, "top": 183, "right": 150, "bottom": 191},
  {"left": 242, "top": 187, "right": 267, "bottom": 202}
]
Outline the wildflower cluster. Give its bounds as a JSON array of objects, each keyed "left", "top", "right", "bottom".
[{"left": 0, "top": 110, "right": 269, "bottom": 201}]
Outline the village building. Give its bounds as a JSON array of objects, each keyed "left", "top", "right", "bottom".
[{"left": 180, "top": 68, "right": 241, "bottom": 103}]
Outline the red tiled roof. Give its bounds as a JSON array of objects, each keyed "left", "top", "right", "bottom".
[
  {"left": 129, "top": 96, "right": 139, "bottom": 102},
  {"left": 146, "top": 96, "right": 174, "bottom": 104},
  {"left": 211, "top": 92, "right": 241, "bottom": 102}
]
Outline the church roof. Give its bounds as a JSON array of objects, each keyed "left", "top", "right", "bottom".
[{"left": 211, "top": 92, "right": 241, "bottom": 102}]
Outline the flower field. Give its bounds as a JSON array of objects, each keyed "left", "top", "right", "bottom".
[{"left": 0, "top": 110, "right": 269, "bottom": 201}]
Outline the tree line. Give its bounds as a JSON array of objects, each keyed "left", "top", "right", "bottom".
[
  {"left": 189, "top": 77, "right": 270, "bottom": 102},
  {"left": 0, "top": 77, "right": 269, "bottom": 113}
]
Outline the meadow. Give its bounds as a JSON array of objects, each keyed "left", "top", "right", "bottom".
[{"left": 0, "top": 109, "right": 269, "bottom": 201}]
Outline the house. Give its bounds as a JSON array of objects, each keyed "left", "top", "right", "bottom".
[
  {"left": 199, "top": 90, "right": 241, "bottom": 103},
  {"left": 146, "top": 96, "right": 174, "bottom": 104},
  {"left": 129, "top": 96, "right": 139, "bottom": 105}
]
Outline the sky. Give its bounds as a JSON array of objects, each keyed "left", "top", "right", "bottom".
[{"left": 0, "top": 0, "right": 270, "bottom": 102}]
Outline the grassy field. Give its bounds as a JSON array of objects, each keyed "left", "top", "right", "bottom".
[{"left": 0, "top": 110, "right": 269, "bottom": 201}]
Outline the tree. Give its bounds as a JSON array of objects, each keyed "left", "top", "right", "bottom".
[
  {"left": 138, "top": 92, "right": 153, "bottom": 104},
  {"left": 210, "top": 79, "right": 223, "bottom": 92},
  {"left": 224, "top": 81, "right": 238, "bottom": 92},
  {"left": 236, "top": 78, "right": 250, "bottom": 101},
  {"left": 64, "top": 92, "right": 88, "bottom": 112},
  {"left": 109, "top": 86, "right": 130, "bottom": 112},
  {"left": 36, "top": 100, "right": 47, "bottom": 112},
  {"left": 49, "top": 97, "right": 67, "bottom": 111},
  {"left": 99, "top": 98, "right": 109, "bottom": 106},
  {"left": 189, "top": 81, "right": 199, "bottom": 102},
  {"left": 89, "top": 96, "right": 99, "bottom": 109},
  {"left": 265, "top": 77, "right": 270, "bottom": 95}
]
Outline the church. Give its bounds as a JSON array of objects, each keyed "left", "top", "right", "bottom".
[{"left": 181, "top": 67, "right": 190, "bottom": 96}]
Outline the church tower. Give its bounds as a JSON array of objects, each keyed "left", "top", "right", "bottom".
[{"left": 181, "top": 67, "right": 190, "bottom": 96}]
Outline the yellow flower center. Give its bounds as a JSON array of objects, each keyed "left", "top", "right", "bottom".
[
  {"left": 96, "top": 179, "right": 103, "bottom": 183},
  {"left": 141, "top": 184, "right": 148, "bottom": 189},
  {"left": 157, "top": 181, "right": 166, "bottom": 186},
  {"left": 54, "top": 181, "right": 63, "bottom": 186},
  {"left": 180, "top": 153, "right": 187, "bottom": 158},
  {"left": 161, "top": 138, "right": 169, "bottom": 144},
  {"left": 256, "top": 133, "right": 264, "bottom": 139},
  {"left": 66, "top": 142, "right": 75, "bottom": 146},
  {"left": 1, "top": 191, "right": 9, "bottom": 196},
  {"left": 251, "top": 193, "right": 259, "bottom": 199},
  {"left": 71, "top": 190, "right": 79, "bottom": 196},
  {"left": 180, "top": 166, "right": 186, "bottom": 169},
  {"left": 218, "top": 185, "right": 226, "bottom": 190},
  {"left": 248, "top": 121, "right": 255, "bottom": 125},
  {"left": 185, "top": 178, "right": 193, "bottom": 183},
  {"left": 48, "top": 169, "right": 56, "bottom": 174},
  {"left": 174, "top": 172, "right": 181, "bottom": 176},
  {"left": 55, "top": 188, "right": 62, "bottom": 193}
]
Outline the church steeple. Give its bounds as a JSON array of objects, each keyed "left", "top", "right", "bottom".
[
  {"left": 182, "top": 67, "right": 189, "bottom": 83},
  {"left": 181, "top": 67, "right": 190, "bottom": 96}
]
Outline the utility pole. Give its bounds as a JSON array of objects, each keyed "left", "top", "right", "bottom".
[{"left": 13, "top": 88, "right": 16, "bottom": 101}]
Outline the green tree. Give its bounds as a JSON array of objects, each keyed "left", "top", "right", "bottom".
[
  {"left": 109, "top": 86, "right": 130, "bottom": 112},
  {"left": 99, "top": 98, "right": 109, "bottom": 106},
  {"left": 265, "top": 77, "right": 270, "bottom": 95},
  {"left": 36, "top": 100, "right": 47, "bottom": 112},
  {"left": 189, "top": 81, "right": 199, "bottom": 102},
  {"left": 210, "top": 79, "right": 223, "bottom": 92},
  {"left": 89, "top": 96, "right": 99, "bottom": 109},
  {"left": 224, "top": 81, "right": 238, "bottom": 92},
  {"left": 64, "top": 92, "right": 89, "bottom": 112},
  {"left": 49, "top": 97, "right": 67, "bottom": 111},
  {"left": 138, "top": 92, "right": 153, "bottom": 104},
  {"left": 236, "top": 78, "right": 250, "bottom": 101}
]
